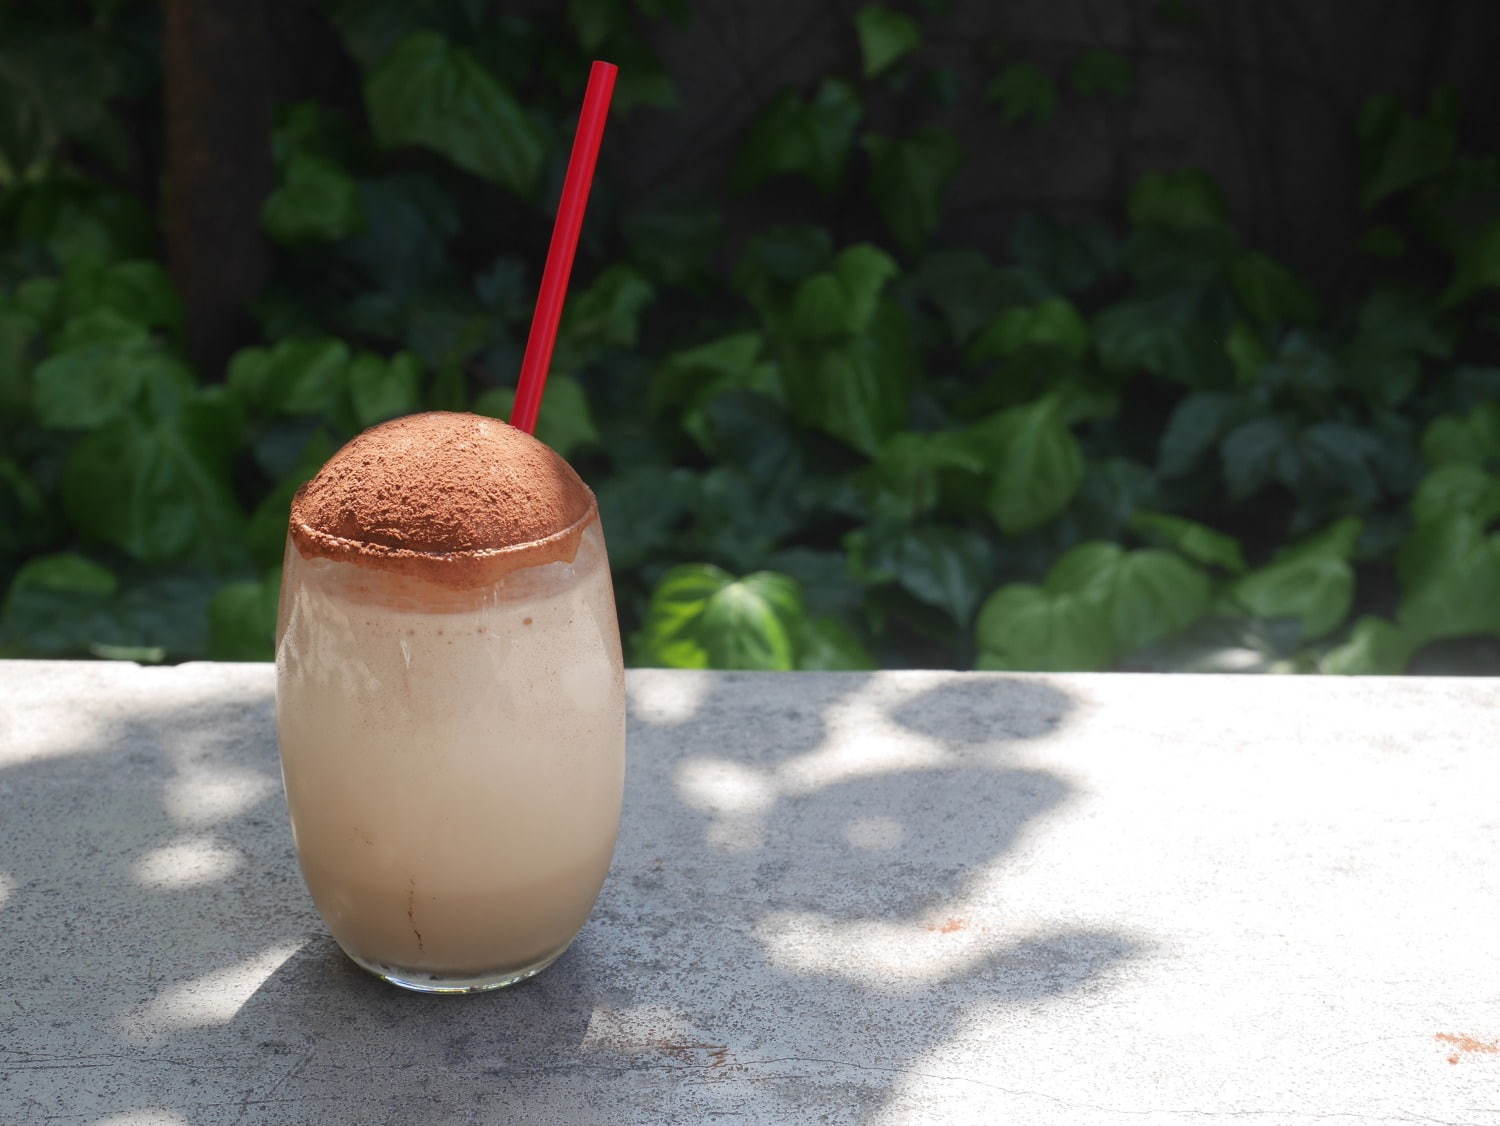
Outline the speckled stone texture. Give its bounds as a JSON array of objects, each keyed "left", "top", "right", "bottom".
[{"left": 1, "top": 662, "right": 1496, "bottom": 1125}]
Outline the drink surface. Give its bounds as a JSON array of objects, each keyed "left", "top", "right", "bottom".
[{"left": 275, "top": 520, "right": 625, "bottom": 977}]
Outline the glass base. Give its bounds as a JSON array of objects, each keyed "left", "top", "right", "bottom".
[{"left": 344, "top": 946, "right": 566, "bottom": 995}]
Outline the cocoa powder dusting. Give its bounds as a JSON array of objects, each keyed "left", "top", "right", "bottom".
[{"left": 289, "top": 412, "right": 596, "bottom": 588}]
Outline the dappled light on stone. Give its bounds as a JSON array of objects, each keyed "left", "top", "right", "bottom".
[
  {"left": 163, "top": 764, "right": 276, "bottom": 828},
  {"left": 95, "top": 1111, "right": 190, "bottom": 1126},
  {"left": 627, "top": 668, "right": 714, "bottom": 726},
  {"left": 122, "top": 943, "right": 302, "bottom": 1043},
  {"left": 130, "top": 836, "right": 242, "bottom": 889}
]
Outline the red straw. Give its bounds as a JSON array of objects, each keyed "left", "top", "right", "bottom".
[{"left": 511, "top": 60, "right": 618, "bottom": 435}]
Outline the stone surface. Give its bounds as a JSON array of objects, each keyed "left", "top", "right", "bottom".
[{"left": 1, "top": 661, "right": 1497, "bottom": 1124}]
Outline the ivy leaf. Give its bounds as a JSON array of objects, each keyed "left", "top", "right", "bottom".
[
  {"left": 1070, "top": 49, "right": 1132, "bottom": 97},
  {"left": 552, "top": 265, "right": 656, "bottom": 373},
  {"left": 475, "top": 374, "right": 598, "bottom": 458},
  {"left": 228, "top": 337, "right": 351, "bottom": 418},
  {"left": 965, "top": 395, "right": 1084, "bottom": 534},
  {"left": 1396, "top": 527, "right": 1500, "bottom": 645},
  {"left": 1318, "top": 616, "right": 1415, "bottom": 675},
  {"left": 1046, "top": 541, "right": 1211, "bottom": 651},
  {"left": 864, "top": 128, "right": 963, "bottom": 253},
  {"left": 247, "top": 429, "right": 336, "bottom": 568},
  {"left": 596, "top": 466, "right": 698, "bottom": 572},
  {"left": 1344, "top": 289, "right": 1451, "bottom": 407},
  {"left": 1, "top": 553, "right": 117, "bottom": 657},
  {"left": 1094, "top": 290, "right": 1221, "bottom": 385},
  {"left": 1008, "top": 214, "right": 1119, "bottom": 294},
  {"left": 969, "top": 298, "right": 1089, "bottom": 365},
  {"left": 784, "top": 310, "right": 911, "bottom": 455},
  {"left": 634, "top": 564, "right": 809, "bottom": 670},
  {"left": 1128, "top": 169, "right": 1227, "bottom": 230},
  {"left": 860, "top": 430, "right": 985, "bottom": 521},
  {"left": 1129, "top": 510, "right": 1247, "bottom": 572},
  {"left": 262, "top": 153, "right": 363, "bottom": 245},
  {"left": 1231, "top": 251, "right": 1317, "bottom": 327},
  {"left": 789, "top": 244, "right": 899, "bottom": 340},
  {"left": 975, "top": 583, "right": 1113, "bottom": 671},
  {"left": 209, "top": 572, "right": 282, "bottom": 661},
  {"left": 366, "top": 31, "right": 543, "bottom": 196},
  {"left": 854, "top": 4, "right": 921, "bottom": 78},
  {"left": 735, "top": 79, "right": 862, "bottom": 194},
  {"left": 1443, "top": 217, "right": 1500, "bottom": 307},
  {"left": 1411, "top": 464, "right": 1500, "bottom": 526},
  {"left": 347, "top": 351, "right": 420, "bottom": 428},
  {"left": 1421, "top": 402, "right": 1500, "bottom": 468},
  {"left": 985, "top": 63, "right": 1057, "bottom": 125},
  {"left": 903, "top": 250, "right": 1046, "bottom": 346},
  {"left": 1358, "top": 90, "right": 1455, "bottom": 210},
  {"left": 848, "top": 524, "right": 994, "bottom": 627},
  {"left": 1221, "top": 416, "right": 1296, "bottom": 500},
  {"left": 1158, "top": 391, "right": 1241, "bottom": 477},
  {"left": 650, "top": 332, "right": 781, "bottom": 420},
  {"left": 1227, "top": 518, "right": 1362, "bottom": 641},
  {"left": 62, "top": 396, "right": 247, "bottom": 569},
  {"left": 622, "top": 206, "right": 723, "bottom": 286},
  {"left": 796, "top": 616, "right": 876, "bottom": 671}
]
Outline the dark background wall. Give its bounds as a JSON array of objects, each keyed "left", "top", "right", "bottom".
[{"left": 617, "top": 0, "right": 1495, "bottom": 285}]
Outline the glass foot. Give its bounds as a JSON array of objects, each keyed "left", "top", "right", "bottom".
[{"left": 344, "top": 947, "right": 565, "bottom": 994}]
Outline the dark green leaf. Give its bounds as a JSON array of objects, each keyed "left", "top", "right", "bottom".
[
  {"left": 849, "top": 524, "right": 994, "bottom": 626},
  {"left": 985, "top": 63, "right": 1056, "bottom": 125},
  {"left": 1008, "top": 214, "right": 1119, "bottom": 294},
  {"left": 860, "top": 430, "right": 985, "bottom": 521},
  {"left": 1228, "top": 519, "right": 1361, "bottom": 640},
  {"left": 1128, "top": 168, "right": 1227, "bottom": 230},
  {"left": 854, "top": 4, "right": 921, "bottom": 78},
  {"left": 1158, "top": 391, "right": 1240, "bottom": 477},
  {"left": 1045, "top": 541, "right": 1211, "bottom": 651},
  {"left": 864, "top": 128, "right": 963, "bottom": 253},
  {"left": 209, "top": 572, "right": 281, "bottom": 661},
  {"left": 1411, "top": 464, "right": 1500, "bottom": 526},
  {"left": 1421, "top": 403, "right": 1500, "bottom": 468},
  {"left": 966, "top": 396, "right": 1084, "bottom": 533},
  {"left": 1129, "top": 510, "right": 1247, "bottom": 572},
  {"left": 796, "top": 615, "right": 876, "bottom": 670},
  {"left": 347, "top": 351, "right": 420, "bottom": 427},
  {"left": 1396, "top": 529, "right": 1500, "bottom": 644},
  {"left": 247, "top": 428, "right": 336, "bottom": 568},
  {"left": 229, "top": 337, "right": 351, "bottom": 417},
  {"left": 789, "top": 244, "right": 899, "bottom": 340},
  {"left": 263, "top": 153, "right": 363, "bottom": 245},
  {"left": 1070, "top": 49, "right": 1131, "bottom": 97},
  {"left": 903, "top": 250, "right": 1047, "bottom": 346},
  {"left": 1318, "top": 616, "right": 1415, "bottom": 675},
  {"left": 1221, "top": 416, "right": 1295, "bottom": 500},
  {"left": 553, "top": 265, "right": 655, "bottom": 373},
  {"left": 1359, "top": 90, "right": 1455, "bottom": 210},
  {"left": 622, "top": 207, "right": 723, "bottom": 285},
  {"left": 970, "top": 298, "right": 1089, "bottom": 364},
  {"left": 975, "top": 583, "right": 1113, "bottom": 671},
  {"left": 596, "top": 466, "right": 698, "bottom": 571},
  {"left": 62, "top": 403, "right": 247, "bottom": 567},
  {"left": 735, "top": 79, "right": 862, "bottom": 194},
  {"left": 785, "top": 322, "right": 911, "bottom": 455},
  {"left": 1443, "top": 217, "right": 1500, "bottom": 306},
  {"left": 366, "top": 31, "right": 543, "bottom": 195},
  {"left": 476, "top": 374, "right": 598, "bottom": 457},
  {"left": 1230, "top": 251, "right": 1317, "bottom": 327},
  {"left": 650, "top": 332, "right": 779, "bottom": 417}
]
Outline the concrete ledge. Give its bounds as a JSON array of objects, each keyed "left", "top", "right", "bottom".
[{"left": 1, "top": 662, "right": 1497, "bottom": 1123}]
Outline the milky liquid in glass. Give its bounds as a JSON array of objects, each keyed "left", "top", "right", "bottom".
[{"left": 274, "top": 521, "right": 624, "bottom": 993}]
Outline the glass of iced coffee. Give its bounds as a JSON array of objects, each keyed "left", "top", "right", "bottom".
[{"left": 274, "top": 411, "right": 625, "bottom": 993}]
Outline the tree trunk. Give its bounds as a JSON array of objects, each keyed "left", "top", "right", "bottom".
[{"left": 162, "top": 0, "right": 274, "bottom": 378}]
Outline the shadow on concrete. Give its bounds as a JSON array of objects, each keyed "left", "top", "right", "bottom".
[{"left": 0, "top": 666, "right": 1139, "bottom": 1123}]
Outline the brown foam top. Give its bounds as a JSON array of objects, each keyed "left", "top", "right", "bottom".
[{"left": 289, "top": 412, "right": 596, "bottom": 588}]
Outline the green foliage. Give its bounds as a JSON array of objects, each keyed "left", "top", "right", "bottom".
[
  {"left": 365, "top": 31, "right": 543, "bottom": 196},
  {"left": 3, "top": 2, "right": 1499, "bottom": 676}
]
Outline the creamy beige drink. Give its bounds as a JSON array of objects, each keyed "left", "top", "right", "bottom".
[{"left": 275, "top": 412, "right": 625, "bottom": 992}]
